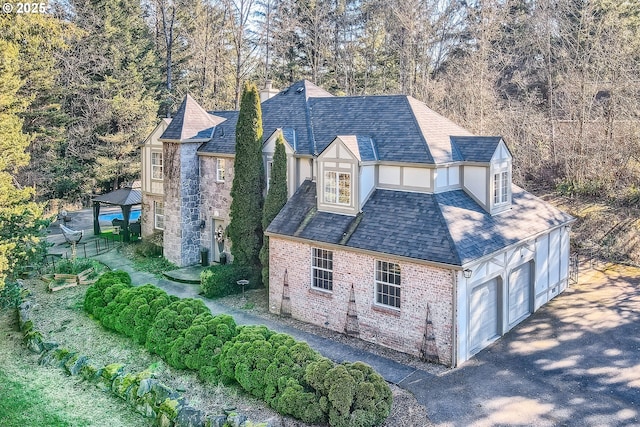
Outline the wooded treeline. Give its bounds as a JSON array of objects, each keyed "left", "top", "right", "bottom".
[{"left": 3, "top": 0, "right": 640, "bottom": 205}]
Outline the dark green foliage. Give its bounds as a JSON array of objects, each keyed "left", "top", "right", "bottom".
[
  {"left": 260, "top": 134, "right": 288, "bottom": 288},
  {"left": 83, "top": 270, "right": 132, "bottom": 318},
  {"left": 228, "top": 82, "right": 265, "bottom": 269},
  {"left": 305, "top": 361, "right": 393, "bottom": 427},
  {"left": 200, "top": 264, "right": 261, "bottom": 298},
  {"left": 83, "top": 279, "right": 392, "bottom": 426},
  {"left": 98, "top": 285, "right": 174, "bottom": 344},
  {"left": 218, "top": 326, "right": 326, "bottom": 423},
  {"left": 0, "top": 281, "right": 22, "bottom": 308},
  {"left": 167, "top": 312, "right": 237, "bottom": 372},
  {"left": 144, "top": 298, "right": 209, "bottom": 360}
]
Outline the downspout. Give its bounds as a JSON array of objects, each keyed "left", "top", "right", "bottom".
[{"left": 452, "top": 269, "right": 458, "bottom": 368}]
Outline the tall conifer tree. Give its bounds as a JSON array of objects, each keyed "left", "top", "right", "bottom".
[
  {"left": 64, "top": 0, "right": 160, "bottom": 194},
  {"left": 229, "top": 82, "right": 264, "bottom": 270},
  {"left": 0, "top": 40, "right": 47, "bottom": 294},
  {"left": 260, "top": 134, "right": 288, "bottom": 288}
]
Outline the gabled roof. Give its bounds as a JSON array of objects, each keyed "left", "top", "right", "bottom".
[
  {"left": 328, "top": 136, "right": 378, "bottom": 162},
  {"left": 160, "top": 94, "right": 225, "bottom": 142},
  {"left": 451, "top": 136, "right": 503, "bottom": 163},
  {"left": 267, "top": 181, "right": 574, "bottom": 267}
]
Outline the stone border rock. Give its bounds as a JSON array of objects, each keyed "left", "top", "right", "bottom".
[{"left": 15, "top": 286, "right": 271, "bottom": 427}]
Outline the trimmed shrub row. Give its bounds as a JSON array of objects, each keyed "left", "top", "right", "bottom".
[
  {"left": 200, "top": 264, "right": 261, "bottom": 298},
  {"left": 85, "top": 271, "right": 393, "bottom": 427}
]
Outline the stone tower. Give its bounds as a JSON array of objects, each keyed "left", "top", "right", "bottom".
[{"left": 159, "top": 95, "right": 225, "bottom": 266}]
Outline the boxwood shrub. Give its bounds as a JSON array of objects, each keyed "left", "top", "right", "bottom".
[
  {"left": 84, "top": 279, "right": 392, "bottom": 426},
  {"left": 200, "top": 264, "right": 261, "bottom": 298}
]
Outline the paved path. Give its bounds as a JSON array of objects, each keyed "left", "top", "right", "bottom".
[{"left": 91, "top": 250, "right": 424, "bottom": 386}]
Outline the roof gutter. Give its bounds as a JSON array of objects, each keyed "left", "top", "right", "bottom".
[{"left": 264, "top": 231, "right": 464, "bottom": 272}]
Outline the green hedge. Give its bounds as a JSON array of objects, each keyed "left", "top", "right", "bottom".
[
  {"left": 200, "top": 264, "right": 261, "bottom": 298},
  {"left": 83, "top": 274, "right": 392, "bottom": 427}
]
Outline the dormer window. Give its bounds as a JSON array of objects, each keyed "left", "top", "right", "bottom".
[
  {"left": 493, "top": 171, "right": 508, "bottom": 205},
  {"left": 324, "top": 171, "right": 351, "bottom": 205}
]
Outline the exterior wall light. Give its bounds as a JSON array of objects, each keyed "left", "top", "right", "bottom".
[{"left": 463, "top": 269, "right": 472, "bottom": 279}]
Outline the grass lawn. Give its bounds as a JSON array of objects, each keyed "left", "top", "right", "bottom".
[
  {"left": 0, "top": 369, "right": 90, "bottom": 427},
  {"left": 0, "top": 309, "right": 153, "bottom": 427}
]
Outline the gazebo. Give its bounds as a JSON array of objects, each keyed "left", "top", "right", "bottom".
[{"left": 92, "top": 186, "right": 142, "bottom": 243}]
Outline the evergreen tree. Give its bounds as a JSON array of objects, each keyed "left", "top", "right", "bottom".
[
  {"left": 0, "top": 40, "right": 48, "bottom": 294},
  {"left": 63, "top": 0, "right": 160, "bottom": 195},
  {"left": 260, "top": 134, "right": 288, "bottom": 289},
  {"left": 228, "top": 82, "right": 264, "bottom": 271},
  {"left": 0, "top": 14, "right": 73, "bottom": 201}
]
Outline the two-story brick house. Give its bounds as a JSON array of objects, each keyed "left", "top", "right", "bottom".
[{"left": 140, "top": 80, "right": 574, "bottom": 366}]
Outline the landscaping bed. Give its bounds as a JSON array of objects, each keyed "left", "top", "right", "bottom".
[{"left": 20, "top": 276, "right": 432, "bottom": 426}]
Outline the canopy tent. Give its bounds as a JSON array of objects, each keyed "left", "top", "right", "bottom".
[{"left": 92, "top": 187, "right": 142, "bottom": 242}]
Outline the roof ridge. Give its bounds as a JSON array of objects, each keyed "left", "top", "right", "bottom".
[
  {"left": 404, "top": 96, "right": 435, "bottom": 164},
  {"left": 293, "top": 206, "right": 318, "bottom": 237},
  {"left": 339, "top": 211, "right": 365, "bottom": 245},
  {"left": 433, "top": 192, "right": 463, "bottom": 266}
]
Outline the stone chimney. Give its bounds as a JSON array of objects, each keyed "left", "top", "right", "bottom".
[{"left": 260, "top": 80, "right": 279, "bottom": 102}]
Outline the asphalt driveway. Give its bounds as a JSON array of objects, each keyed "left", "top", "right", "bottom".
[{"left": 401, "top": 263, "right": 640, "bottom": 427}]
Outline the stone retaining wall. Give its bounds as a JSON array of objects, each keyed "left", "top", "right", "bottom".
[{"left": 16, "top": 295, "right": 271, "bottom": 427}]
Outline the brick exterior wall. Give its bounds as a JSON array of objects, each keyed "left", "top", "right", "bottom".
[
  {"left": 199, "top": 156, "right": 234, "bottom": 261},
  {"left": 269, "top": 237, "right": 455, "bottom": 365}
]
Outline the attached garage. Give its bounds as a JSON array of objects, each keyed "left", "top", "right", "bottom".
[
  {"left": 469, "top": 278, "right": 500, "bottom": 353},
  {"left": 508, "top": 262, "right": 532, "bottom": 326}
]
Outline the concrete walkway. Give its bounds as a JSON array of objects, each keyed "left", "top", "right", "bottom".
[{"left": 91, "top": 249, "right": 428, "bottom": 387}]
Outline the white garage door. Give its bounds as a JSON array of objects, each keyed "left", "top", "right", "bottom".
[
  {"left": 508, "top": 263, "right": 531, "bottom": 325},
  {"left": 469, "top": 278, "right": 499, "bottom": 352}
]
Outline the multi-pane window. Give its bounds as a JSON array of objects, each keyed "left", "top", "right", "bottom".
[
  {"left": 375, "top": 261, "right": 401, "bottom": 309},
  {"left": 493, "top": 171, "right": 508, "bottom": 204},
  {"left": 151, "top": 152, "right": 163, "bottom": 180},
  {"left": 312, "top": 248, "right": 333, "bottom": 291},
  {"left": 154, "top": 201, "right": 164, "bottom": 230},
  {"left": 324, "top": 171, "right": 351, "bottom": 205},
  {"left": 216, "top": 158, "right": 225, "bottom": 182}
]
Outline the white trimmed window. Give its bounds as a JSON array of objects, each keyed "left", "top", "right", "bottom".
[
  {"left": 151, "top": 152, "right": 163, "bottom": 180},
  {"left": 375, "top": 260, "right": 401, "bottom": 309},
  {"left": 324, "top": 171, "right": 351, "bottom": 205},
  {"left": 216, "top": 158, "right": 225, "bottom": 182},
  {"left": 312, "top": 248, "right": 333, "bottom": 291},
  {"left": 154, "top": 201, "right": 164, "bottom": 230},
  {"left": 266, "top": 160, "right": 273, "bottom": 190},
  {"left": 493, "top": 171, "right": 508, "bottom": 204}
]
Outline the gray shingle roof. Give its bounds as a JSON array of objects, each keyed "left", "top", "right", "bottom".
[
  {"left": 329, "top": 136, "right": 377, "bottom": 161},
  {"left": 195, "top": 80, "right": 502, "bottom": 165},
  {"left": 267, "top": 181, "right": 574, "bottom": 266},
  {"left": 197, "top": 111, "right": 239, "bottom": 155},
  {"left": 160, "top": 94, "right": 225, "bottom": 142},
  {"left": 308, "top": 96, "right": 435, "bottom": 163},
  {"left": 451, "top": 136, "right": 504, "bottom": 162},
  {"left": 261, "top": 80, "right": 333, "bottom": 155},
  {"left": 436, "top": 187, "right": 574, "bottom": 265}
]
